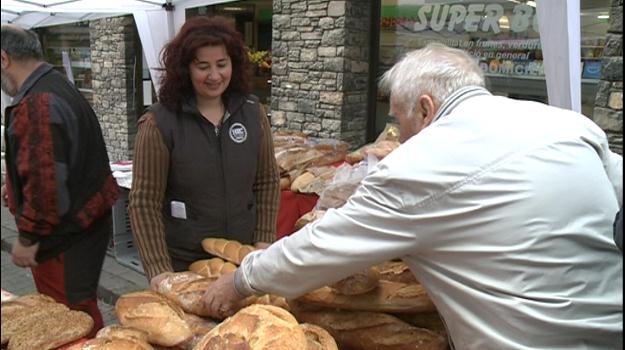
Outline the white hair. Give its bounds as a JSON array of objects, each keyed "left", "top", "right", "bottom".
[{"left": 379, "top": 43, "right": 485, "bottom": 110}]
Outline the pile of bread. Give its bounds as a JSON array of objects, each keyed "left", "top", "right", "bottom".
[
  {"left": 273, "top": 129, "right": 400, "bottom": 196},
  {"left": 98, "top": 237, "right": 448, "bottom": 350},
  {"left": 1, "top": 293, "right": 94, "bottom": 350}
]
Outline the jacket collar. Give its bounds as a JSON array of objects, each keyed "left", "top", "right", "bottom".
[
  {"left": 433, "top": 86, "right": 491, "bottom": 123},
  {"left": 7, "top": 62, "right": 54, "bottom": 108},
  {"left": 181, "top": 92, "right": 251, "bottom": 123}
]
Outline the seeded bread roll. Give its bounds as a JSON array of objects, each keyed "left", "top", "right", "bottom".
[
  {"left": 115, "top": 290, "right": 193, "bottom": 347},
  {"left": 201, "top": 238, "right": 256, "bottom": 265},
  {"left": 2, "top": 301, "right": 69, "bottom": 346},
  {"left": 7, "top": 308, "right": 93, "bottom": 350}
]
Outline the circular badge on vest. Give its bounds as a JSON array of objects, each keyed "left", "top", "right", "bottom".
[{"left": 229, "top": 122, "right": 248, "bottom": 144}]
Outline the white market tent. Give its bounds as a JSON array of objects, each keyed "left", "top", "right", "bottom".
[
  {"left": 1, "top": 0, "right": 582, "bottom": 113},
  {"left": 1, "top": 0, "right": 235, "bottom": 94}
]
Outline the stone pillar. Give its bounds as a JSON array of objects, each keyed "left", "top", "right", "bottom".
[
  {"left": 593, "top": 0, "right": 623, "bottom": 154},
  {"left": 90, "top": 16, "right": 143, "bottom": 162},
  {"left": 271, "top": 0, "right": 372, "bottom": 147}
]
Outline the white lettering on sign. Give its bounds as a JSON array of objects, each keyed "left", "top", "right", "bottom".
[{"left": 410, "top": 3, "right": 536, "bottom": 33}]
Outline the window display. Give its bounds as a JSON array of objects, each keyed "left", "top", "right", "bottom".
[
  {"left": 35, "top": 22, "right": 93, "bottom": 103},
  {"left": 375, "top": 0, "right": 611, "bottom": 136}
]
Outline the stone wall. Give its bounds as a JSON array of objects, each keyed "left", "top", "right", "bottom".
[
  {"left": 594, "top": 0, "right": 623, "bottom": 154},
  {"left": 271, "top": 0, "right": 372, "bottom": 147},
  {"left": 90, "top": 16, "right": 142, "bottom": 162}
]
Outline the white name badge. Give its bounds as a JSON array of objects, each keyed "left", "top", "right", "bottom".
[{"left": 171, "top": 200, "right": 187, "bottom": 219}]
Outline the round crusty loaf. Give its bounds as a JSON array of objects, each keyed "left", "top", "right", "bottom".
[
  {"left": 374, "top": 261, "right": 418, "bottom": 284},
  {"left": 115, "top": 290, "right": 192, "bottom": 347},
  {"left": 330, "top": 267, "right": 380, "bottom": 296},
  {"left": 153, "top": 271, "right": 216, "bottom": 317},
  {"left": 193, "top": 304, "right": 308, "bottom": 350},
  {"left": 189, "top": 258, "right": 238, "bottom": 278},
  {"left": 300, "top": 323, "right": 339, "bottom": 350}
]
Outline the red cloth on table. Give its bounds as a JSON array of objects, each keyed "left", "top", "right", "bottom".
[{"left": 277, "top": 190, "right": 319, "bottom": 239}]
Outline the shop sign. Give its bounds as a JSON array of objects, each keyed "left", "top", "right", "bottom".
[{"left": 389, "top": 3, "right": 539, "bottom": 34}]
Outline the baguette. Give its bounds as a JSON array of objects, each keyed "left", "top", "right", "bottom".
[
  {"left": 193, "top": 304, "right": 308, "bottom": 350},
  {"left": 300, "top": 323, "right": 339, "bottom": 350},
  {"left": 153, "top": 271, "right": 216, "bottom": 317},
  {"left": 201, "top": 238, "right": 256, "bottom": 265},
  {"left": 115, "top": 290, "right": 193, "bottom": 347},
  {"left": 189, "top": 258, "right": 237, "bottom": 278},
  {"left": 296, "top": 280, "right": 436, "bottom": 313},
  {"left": 293, "top": 309, "right": 447, "bottom": 350},
  {"left": 330, "top": 267, "right": 380, "bottom": 296}
]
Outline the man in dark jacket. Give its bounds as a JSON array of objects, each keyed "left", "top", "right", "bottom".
[{"left": 1, "top": 24, "right": 119, "bottom": 336}]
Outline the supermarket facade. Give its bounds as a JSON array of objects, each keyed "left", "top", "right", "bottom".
[{"left": 3, "top": 0, "right": 623, "bottom": 160}]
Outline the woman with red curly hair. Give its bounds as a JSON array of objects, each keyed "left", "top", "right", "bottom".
[{"left": 128, "top": 16, "right": 280, "bottom": 287}]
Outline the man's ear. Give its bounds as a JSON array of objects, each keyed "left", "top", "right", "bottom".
[
  {"left": 1, "top": 50, "right": 10, "bottom": 70},
  {"left": 418, "top": 95, "right": 437, "bottom": 127}
]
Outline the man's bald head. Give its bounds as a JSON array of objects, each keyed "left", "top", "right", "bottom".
[{"left": 1, "top": 24, "right": 43, "bottom": 61}]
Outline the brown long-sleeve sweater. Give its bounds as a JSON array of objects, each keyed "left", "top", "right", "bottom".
[{"left": 128, "top": 106, "right": 280, "bottom": 280}]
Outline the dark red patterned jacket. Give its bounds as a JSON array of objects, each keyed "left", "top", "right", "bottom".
[{"left": 3, "top": 63, "right": 119, "bottom": 262}]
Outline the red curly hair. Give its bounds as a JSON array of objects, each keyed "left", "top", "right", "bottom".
[{"left": 158, "top": 16, "right": 252, "bottom": 111}]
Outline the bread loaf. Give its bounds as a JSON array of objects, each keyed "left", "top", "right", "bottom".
[
  {"left": 394, "top": 312, "right": 448, "bottom": 338},
  {"left": 8, "top": 308, "right": 93, "bottom": 350},
  {"left": 294, "top": 210, "right": 326, "bottom": 231},
  {"left": 66, "top": 337, "right": 154, "bottom": 350},
  {"left": 296, "top": 280, "right": 436, "bottom": 313},
  {"left": 201, "top": 238, "right": 256, "bottom": 265},
  {"left": 2, "top": 300, "right": 69, "bottom": 346},
  {"left": 189, "top": 258, "right": 237, "bottom": 278},
  {"left": 236, "top": 294, "right": 291, "bottom": 312},
  {"left": 193, "top": 304, "right": 308, "bottom": 350},
  {"left": 291, "top": 172, "right": 316, "bottom": 192},
  {"left": 279, "top": 177, "right": 291, "bottom": 190},
  {"left": 96, "top": 325, "right": 150, "bottom": 343},
  {"left": 300, "top": 323, "right": 339, "bottom": 350},
  {"left": 153, "top": 271, "right": 216, "bottom": 316},
  {"left": 115, "top": 290, "right": 193, "bottom": 347},
  {"left": 330, "top": 267, "right": 380, "bottom": 296},
  {"left": 1, "top": 292, "right": 58, "bottom": 345},
  {"left": 176, "top": 313, "right": 219, "bottom": 350},
  {"left": 375, "top": 260, "right": 418, "bottom": 284},
  {"left": 293, "top": 309, "right": 447, "bottom": 350}
]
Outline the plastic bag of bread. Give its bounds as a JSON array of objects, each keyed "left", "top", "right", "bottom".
[
  {"left": 316, "top": 162, "right": 369, "bottom": 210},
  {"left": 294, "top": 210, "right": 326, "bottom": 231},
  {"left": 152, "top": 271, "right": 216, "bottom": 316},
  {"left": 291, "top": 166, "right": 336, "bottom": 194}
]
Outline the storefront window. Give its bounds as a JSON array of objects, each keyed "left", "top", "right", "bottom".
[
  {"left": 376, "top": 0, "right": 610, "bottom": 136},
  {"left": 35, "top": 22, "right": 93, "bottom": 103},
  {"left": 186, "top": 0, "right": 273, "bottom": 109}
]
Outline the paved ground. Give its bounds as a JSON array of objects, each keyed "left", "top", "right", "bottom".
[{"left": 1, "top": 206, "right": 149, "bottom": 326}]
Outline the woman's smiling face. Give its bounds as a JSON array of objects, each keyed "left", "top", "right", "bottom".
[{"left": 189, "top": 44, "right": 232, "bottom": 100}]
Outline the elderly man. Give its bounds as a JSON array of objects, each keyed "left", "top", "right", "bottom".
[
  {"left": 201, "top": 43, "right": 623, "bottom": 349},
  {"left": 1, "top": 24, "right": 118, "bottom": 336}
]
